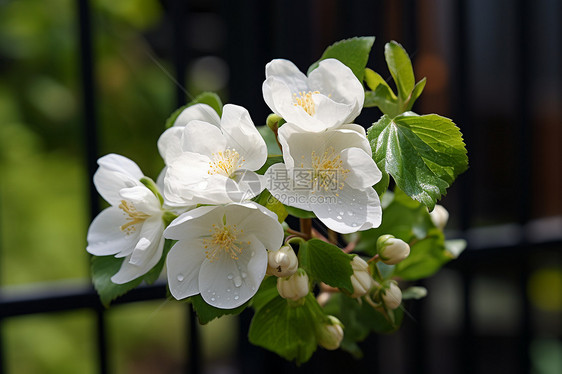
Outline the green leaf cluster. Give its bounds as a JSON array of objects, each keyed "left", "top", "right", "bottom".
[
  {"left": 249, "top": 279, "right": 330, "bottom": 364},
  {"left": 364, "top": 41, "right": 426, "bottom": 118},
  {"left": 367, "top": 113, "right": 468, "bottom": 209}
]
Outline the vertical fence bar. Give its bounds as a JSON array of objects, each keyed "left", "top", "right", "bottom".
[
  {"left": 515, "top": 0, "right": 532, "bottom": 372},
  {"left": 76, "top": 1, "right": 108, "bottom": 374},
  {"left": 452, "top": 0, "right": 475, "bottom": 373},
  {"left": 169, "top": 1, "right": 201, "bottom": 373}
]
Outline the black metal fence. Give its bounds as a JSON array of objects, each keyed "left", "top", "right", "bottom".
[{"left": 1, "top": 0, "right": 561, "bottom": 373}]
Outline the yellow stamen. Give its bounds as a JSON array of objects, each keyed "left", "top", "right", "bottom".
[
  {"left": 203, "top": 224, "right": 249, "bottom": 262},
  {"left": 311, "top": 147, "right": 349, "bottom": 192},
  {"left": 119, "top": 200, "right": 150, "bottom": 234},
  {"left": 208, "top": 149, "right": 243, "bottom": 176},
  {"left": 293, "top": 91, "right": 320, "bottom": 116}
]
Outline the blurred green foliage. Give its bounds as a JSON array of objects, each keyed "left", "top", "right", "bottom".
[{"left": 0, "top": 0, "right": 233, "bottom": 372}]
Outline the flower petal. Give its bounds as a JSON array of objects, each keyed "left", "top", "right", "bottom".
[
  {"left": 264, "top": 163, "right": 312, "bottom": 211},
  {"left": 220, "top": 104, "right": 267, "bottom": 171},
  {"left": 265, "top": 59, "right": 309, "bottom": 92},
  {"left": 97, "top": 154, "right": 144, "bottom": 179},
  {"left": 181, "top": 120, "right": 227, "bottom": 157},
  {"left": 94, "top": 167, "right": 143, "bottom": 207},
  {"left": 158, "top": 127, "right": 184, "bottom": 164},
  {"left": 262, "top": 76, "right": 295, "bottom": 119},
  {"left": 163, "top": 152, "right": 213, "bottom": 205},
  {"left": 340, "top": 147, "right": 382, "bottom": 189},
  {"left": 111, "top": 220, "right": 165, "bottom": 284},
  {"left": 173, "top": 103, "right": 221, "bottom": 127},
  {"left": 119, "top": 185, "right": 162, "bottom": 215},
  {"left": 86, "top": 206, "right": 137, "bottom": 256},
  {"left": 234, "top": 203, "right": 284, "bottom": 251},
  {"left": 164, "top": 205, "right": 225, "bottom": 240},
  {"left": 198, "top": 234, "right": 267, "bottom": 308},
  {"left": 308, "top": 58, "right": 365, "bottom": 123},
  {"left": 166, "top": 239, "right": 207, "bottom": 300},
  {"left": 310, "top": 187, "right": 381, "bottom": 234}
]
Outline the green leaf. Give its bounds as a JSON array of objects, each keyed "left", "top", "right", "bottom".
[
  {"left": 405, "top": 77, "right": 426, "bottom": 112},
  {"left": 393, "top": 232, "right": 451, "bottom": 281},
  {"left": 256, "top": 155, "right": 283, "bottom": 175},
  {"left": 257, "top": 125, "right": 282, "bottom": 155},
  {"left": 249, "top": 293, "right": 327, "bottom": 364},
  {"left": 190, "top": 294, "right": 248, "bottom": 325},
  {"left": 384, "top": 41, "right": 415, "bottom": 101},
  {"left": 91, "top": 255, "right": 142, "bottom": 308},
  {"left": 355, "top": 189, "right": 434, "bottom": 255},
  {"left": 285, "top": 205, "right": 316, "bottom": 219},
  {"left": 164, "top": 91, "right": 223, "bottom": 128},
  {"left": 308, "top": 36, "right": 375, "bottom": 82},
  {"left": 298, "top": 239, "right": 354, "bottom": 293},
  {"left": 251, "top": 276, "right": 279, "bottom": 312},
  {"left": 364, "top": 68, "right": 396, "bottom": 98},
  {"left": 367, "top": 113, "right": 468, "bottom": 209},
  {"left": 252, "top": 189, "right": 288, "bottom": 223}
]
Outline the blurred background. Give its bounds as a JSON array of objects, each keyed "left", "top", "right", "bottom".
[{"left": 0, "top": 0, "right": 560, "bottom": 373}]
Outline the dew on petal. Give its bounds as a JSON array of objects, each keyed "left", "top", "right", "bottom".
[
  {"left": 347, "top": 212, "right": 353, "bottom": 216},
  {"left": 227, "top": 273, "right": 234, "bottom": 280},
  {"left": 234, "top": 276, "right": 242, "bottom": 287},
  {"left": 241, "top": 272, "right": 247, "bottom": 279},
  {"left": 177, "top": 274, "right": 184, "bottom": 282},
  {"left": 227, "top": 288, "right": 231, "bottom": 292},
  {"left": 211, "top": 297, "right": 216, "bottom": 302},
  {"left": 234, "top": 295, "right": 239, "bottom": 300},
  {"left": 336, "top": 215, "right": 342, "bottom": 220}
]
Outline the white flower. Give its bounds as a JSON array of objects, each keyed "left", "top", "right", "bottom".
[
  {"left": 266, "top": 245, "right": 299, "bottom": 277},
  {"left": 381, "top": 281, "right": 402, "bottom": 310},
  {"left": 265, "top": 123, "right": 382, "bottom": 234},
  {"left": 163, "top": 202, "right": 284, "bottom": 309},
  {"left": 377, "top": 235, "right": 410, "bottom": 265},
  {"left": 263, "top": 58, "right": 365, "bottom": 132},
  {"left": 159, "top": 104, "right": 268, "bottom": 205},
  {"left": 277, "top": 269, "right": 309, "bottom": 301},
  {"left": 429, "top": 204, "right": 449, "bottom": 230},
  {"left": 86, "top": 154, "right": 165, "bottom": 284},
  {"left": 349, "top": 256, "right": 373, "bottom": 298},
  {"left": 315, "top": 316, "right": 344, "bottom": 350}
]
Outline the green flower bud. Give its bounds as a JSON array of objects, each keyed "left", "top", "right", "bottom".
[
  {"left": 381, "top": 281, "right": 402, "bottom": 310},
  {"left": 277, "top": 268, "right": 309, "bottom": 301},
  {"left": 377, "top": 234, "right": 410, "bottom": 265},
  {"left": 429, "top": 204, "right": 449, "bottom": 230},
  {"left": 266, "top": 245, "right": 298, "bottom": 277},
  {"left": 316, "top": 316, "right": 344, "bottom": 350},
  {"left": 349, "top": 256, "right": 373, "bottom": 298}
]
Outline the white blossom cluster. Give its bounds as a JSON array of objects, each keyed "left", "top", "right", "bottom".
[{"left": 86, "top": 58, "right": 383, "bottom": 309}]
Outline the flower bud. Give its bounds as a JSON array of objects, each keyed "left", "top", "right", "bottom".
[
  {"left": 381, "top": 281, "right": 402, "bottom": 310},
  {"left": 316, "top": 316, "right": 344, "bottom": 350},
  {"left": 266, "top": 245, "right": 298, "bottom": 277},
  {"left": 277, "top": 268, "right": 309, "bottom": 301},
  {"left": 429, "top": 204, "right": 449, "bottom": 230},
  {"left": 349, "top": 256, "right": 373, "bottom": 298},
  {"left": 377, "top": 235, "right": 410, "bottom": 265}
]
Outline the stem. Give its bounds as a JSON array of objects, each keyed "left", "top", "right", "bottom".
[
  {"left": 285, "top": 228, "right": 308, "bottom": 239},
  {"left": 300, "top": 218, "right": 312, "bottom": 240},
  {"left": 327, "top": 229, "right": 338, "bottom": 245},
  {"left": 343, "top": 239, "right": 358, "bottom": 254},
  {"left": 272, "top": 124, "right": 283, "bottom": 153}
]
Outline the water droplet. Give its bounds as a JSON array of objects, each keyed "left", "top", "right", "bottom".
[
  {"left": 177, "top": 274, "right": 184, "bottom": 282},
  {"left": 241, "top": 272, "right": 247, "bottom": 279},
  {"left": 234, "top": 276, "right": 242, "bottom": 287},
  {"left": 252, "top": 286, "right": 256, "bottom": 291},
  {"left": 352, "top": 223, "right": 358, "bottom": 227},
  {"left": 227, "top": 273, "right": 233, "bottom": 280},
  {"left": 211, "top": 297, "right": 216, "bottom": 302},
  {"left": 347, "top": 212, "right": 353, "bottom": 216},
  {"left": 327, "top": 207, "right": 332, "bottom": 212},
  {"left": 227, "top": 288, "right": 231, "bottom": 292},
  {"left": 339, "top": 211, "right": 344, "bottom": 216},
  {"left": 352, "top": 198, "right": 356, "bottom": 202},
  {"left": 234, "top": 295, "right": 239, "bottom": 300},
  {"left": 336, "top": 215, "right": 342, "bottom": 220}
]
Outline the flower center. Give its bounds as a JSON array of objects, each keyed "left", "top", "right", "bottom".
[
  {"left": 203, "top": 224, "right": 250, "bottom": 262},
  {"left": 208, "top": 149, "right": 244, "bottom": 176},
  {"left": 310, "top": 147, "right": 349, "bottom": 194},
  {"left": 119, "top": 200, "right": 150, "bottom": 234},
  {"left": 293, "top": 91, "right": 319, "bottom": 116}
]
